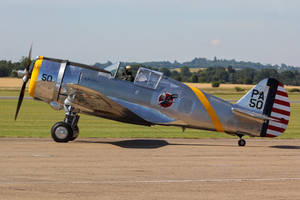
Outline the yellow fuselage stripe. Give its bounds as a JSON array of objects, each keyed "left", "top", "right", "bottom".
[
  {"left": 187, "top": 85, "right": 225, "bottom": 132},
  {"left": 28, "top": 56, "right": 43, "bottom": 97}
]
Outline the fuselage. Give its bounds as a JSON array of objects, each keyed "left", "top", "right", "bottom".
[{"left": 28, "top": 56, "right": 265, "bottom": 137}]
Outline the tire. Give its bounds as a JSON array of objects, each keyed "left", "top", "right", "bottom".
[
  {"left": 51, "top": 121, "right": 73, "bottom": 143},
  {"left": 238, "top": 139, "right": 246, "bottom": 147},
  {"left": 70, "top": 126, "right": 79, "bottom": 141}
]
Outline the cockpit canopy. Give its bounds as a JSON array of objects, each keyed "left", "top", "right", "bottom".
[
  {"left": 134, "top": 67, "right": 163, "bottom": 89},
  {"left": 104, "top": 63, "right": 163, "bottom": 89}
]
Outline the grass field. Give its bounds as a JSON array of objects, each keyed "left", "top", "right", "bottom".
[
  {"left": 0, "top": 95, "right": 299, "bottom": 139},
  {"left": 172, "top": 67, "right": 206, "bottom": 73},
  {"left": 0, "top": 78, "right": 299, "bottom": 139}
]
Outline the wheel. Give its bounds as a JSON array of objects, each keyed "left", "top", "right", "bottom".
[
  {"left": 70, "top": 126, "right": 79, "bottom": 141},
  {"left": 51, "top": 121, "right": 73, "bottom": 143},
  {"left": 238, "top": 139, "right": 246, "bottom": 146}
]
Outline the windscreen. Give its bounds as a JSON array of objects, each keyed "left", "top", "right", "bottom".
[{"left": 104, "top": 62, "right": 120, "bottom": 77}]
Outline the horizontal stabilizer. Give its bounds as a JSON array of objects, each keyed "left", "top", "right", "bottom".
[{"left": 232, "top": 106, "right": 269, "bottom": 122}]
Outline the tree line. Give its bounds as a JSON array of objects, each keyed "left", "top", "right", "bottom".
[
  {"left": 127, "top": 64, "right": 300, "bottom": 86},
  {"left": 160, "top": 66, "right": 300, "bottom": 86},
  {"left": 95, "top": 56, "right": 300, "bottom": 72},
  {"left": 1, "top": 57, "right": 300, "bottom": 86},
  {"left": 0, "top": 57, "right": 27, "bottom": 77}
]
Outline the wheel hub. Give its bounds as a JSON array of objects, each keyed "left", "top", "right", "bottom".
[{"left": 55, "top": 126, "right": 69, "bottom": 139}]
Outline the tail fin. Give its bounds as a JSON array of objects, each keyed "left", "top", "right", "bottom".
[{"left": 235, "top": 78, "right": 290, "bottom": 137}]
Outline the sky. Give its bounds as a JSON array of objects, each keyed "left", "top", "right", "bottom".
[{"left": 0, "top": 0, "right": 299, "bottom": 66}]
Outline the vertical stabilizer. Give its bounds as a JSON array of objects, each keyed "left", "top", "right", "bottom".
[{"left": 235, "top": 78, "right": 290, "bottom": 137}]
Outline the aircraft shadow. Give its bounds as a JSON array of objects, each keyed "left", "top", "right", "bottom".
[
  {"left": 270, "top": 145, "right": 300, "bottom": 150},
  {"left": 76, "top": 139, "right": 236, "bottom": 149}
]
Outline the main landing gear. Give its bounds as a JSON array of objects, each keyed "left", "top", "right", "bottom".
[
  {"left": 237, "top": 134, "right": 246, "bottom": 147},
  {"left": 51, "top": 100, "right": 80, "bottom": 143}
]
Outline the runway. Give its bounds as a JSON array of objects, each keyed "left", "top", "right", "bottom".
[{"left": 0, "top": 138, "right": 300, "bottom": 200}]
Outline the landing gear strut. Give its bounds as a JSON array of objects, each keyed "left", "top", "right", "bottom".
[
  {"left": 51, "top": 99, "right": 80, "bottom": 143},
  {"left": 237, "top": 134, "right": 246, "bottom": 147}
]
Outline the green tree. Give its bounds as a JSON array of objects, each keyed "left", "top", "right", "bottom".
[
  {"left": 253, "top": 69, "right": 278, "bottom": 83},
  {"left": 191, "top": 74, "right": 199, "bottom": 83},
  {"left": 227, "top": 65, "right": 235, "bottom": 73},
  {"left": 280, "top": 71, "right": 296, "bottom": 85},
  {"left": 236, "top": 68, "right": 255, "bottom": 84},
  {"left": 159, "top": 68, "right": 171, "bottom": 77},
  {"left": 180, "top": 66, "right": 191, "bottom": 81},
  {"left": 0, "top": 62, "right": 9, "bottom": 77},
  {"left": 213, "top": 67, "right": 228, "bottom": 82}
]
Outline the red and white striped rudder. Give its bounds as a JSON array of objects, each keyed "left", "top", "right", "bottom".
[{"left": 265, "top": 81, "right": 290, "bottom": 137}]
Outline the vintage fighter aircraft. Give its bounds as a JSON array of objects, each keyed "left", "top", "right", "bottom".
[{"left": 16, "top": 47, "right": 290, "bottom": 146}]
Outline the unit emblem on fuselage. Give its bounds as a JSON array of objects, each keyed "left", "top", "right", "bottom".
[{"left": 158, "top": 92, "right": 178, "bottom": 108}]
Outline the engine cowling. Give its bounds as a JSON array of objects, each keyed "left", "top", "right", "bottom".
[{"left": 28, "top": 57, "right": 62, "bottom": 103}]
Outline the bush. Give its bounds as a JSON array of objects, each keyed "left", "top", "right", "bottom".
[
  {"left": 288, "top": 88, "right": 300, "bottom": 92},
  {"left": 211, "top": 81, "right": 220, "bottom": 87},
  {"left": 235, "top": 87, "right": 245, "bottom": 92}
]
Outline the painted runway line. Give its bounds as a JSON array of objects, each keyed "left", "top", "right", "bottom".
[
  {"left": 0, "top": 96, "right": 32, "bottom": 100},
  {"left": 1, "top": 177, "right": 300, "bottom": 185}
]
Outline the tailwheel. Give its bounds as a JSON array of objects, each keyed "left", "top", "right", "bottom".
[
  {"left": 51, "top": 121, "right": 73, "bottom": 143},
  {"left": 238, "top": 139, "right": 246, "bottom": 147},
  {"left": 237, "top": 134, "right": 246, "bottom": 146}
]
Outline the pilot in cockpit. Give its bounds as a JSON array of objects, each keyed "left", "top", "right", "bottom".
[{"left": 122, "top": 65, "right": 134, "bottom": 82}]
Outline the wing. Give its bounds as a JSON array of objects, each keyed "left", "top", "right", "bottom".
[{"left": 64, "top": 84, "right": 175, "bottom": 125}]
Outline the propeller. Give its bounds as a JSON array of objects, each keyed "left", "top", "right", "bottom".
[{"left": 15, "top": 44, "right": 32, "bottom": 120}]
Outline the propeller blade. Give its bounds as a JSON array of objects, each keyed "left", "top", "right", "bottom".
[
  {"left": 15, "top": 44, "right": 33, "bottom": 120},
  {"left": 15, "top": 81, "right": 27, "bottom": 120},
  {"left": 26, "top": 43, "right": 32, "bottom": 71}
]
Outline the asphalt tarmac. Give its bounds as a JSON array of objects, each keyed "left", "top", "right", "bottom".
[{"left": 0, "top": 138, "right": 300, "bottom": 200}]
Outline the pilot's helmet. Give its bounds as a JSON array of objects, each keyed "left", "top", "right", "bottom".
[{"left": 125, "top": 65, "right": 131, "bottom": 70}]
